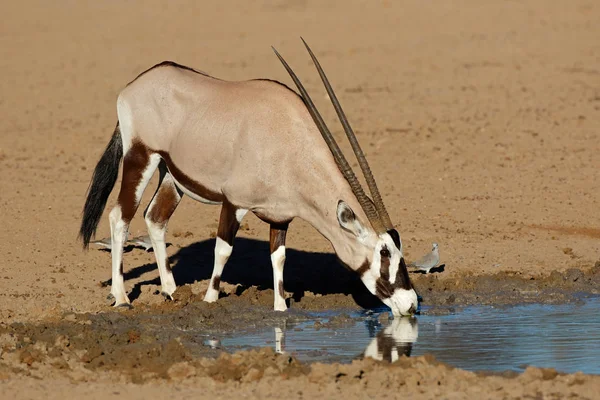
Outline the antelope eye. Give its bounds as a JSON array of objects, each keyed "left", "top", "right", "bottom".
[{"left": 380, "top": 248, "right": 390, "bottom": 258}]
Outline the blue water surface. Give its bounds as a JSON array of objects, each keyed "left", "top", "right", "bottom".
[{"left": 221, "top": 298, "right": 600, "bottom": 374}]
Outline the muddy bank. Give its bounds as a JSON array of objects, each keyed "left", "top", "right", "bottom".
[
  {"left": 2, "top": 274, "right": 600, "bottom": 398},
  {"left": 0, "top": 292, "right": 313, "bottom": 382},
  {"left": 2, "top": 265, "right": 600, "bottom": 382},
  {"left": 1, "top": 339, "right": 599, "bottom": 400},
  {"left": 412, "top": 262, "right": 600, "bottom": 312}
]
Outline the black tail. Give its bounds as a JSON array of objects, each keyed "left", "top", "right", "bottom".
[{"left": 79, "top": 122, "right": 123, "bottom": 248}]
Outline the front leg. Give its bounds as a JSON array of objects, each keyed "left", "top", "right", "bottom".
[
  {"left": 270, "top": 222, "right": 289, "bottom": 312},
  {"left": 204, "top": 201, "right": 246, "bottom": 303}
]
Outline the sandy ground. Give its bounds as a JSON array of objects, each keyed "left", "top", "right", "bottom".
[{"left": 1, "top": 0, "right": 599, "bottom": 398}]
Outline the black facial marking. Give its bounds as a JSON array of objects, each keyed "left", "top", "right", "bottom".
[
  {"left": 387, "top": 229, "right": 401, "bottom": 250},
  {"left": 375, "top": 256, "right": 413, "bottom": 299},
  {"left": 396, "top": 257, "right": 413, "bottom": 290},
  {"left": 380, "top": 248, "right": 391, "bottom": 281},
  {"left": 356, "top": 259, "right": 370, "bottom": 276}
]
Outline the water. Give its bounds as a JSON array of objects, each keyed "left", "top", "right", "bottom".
[{"left": 221, "top": 298, "right": 600, "bottom": 374}]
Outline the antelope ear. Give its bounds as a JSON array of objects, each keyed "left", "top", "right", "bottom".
[{"left": 337, "top": 200, "right": 366, "bottom": 238}]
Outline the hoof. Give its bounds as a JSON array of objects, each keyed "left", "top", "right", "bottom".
[
  {"left": 116, "top": 303, "right": 133, "bottom": 309},
  {"left": 161, "top": 291, "right": 173, "bottom": 301}
]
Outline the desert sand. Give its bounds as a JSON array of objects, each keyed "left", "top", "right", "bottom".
[{"left": 1, "top": 0, "right": 599, "bottom": 398}]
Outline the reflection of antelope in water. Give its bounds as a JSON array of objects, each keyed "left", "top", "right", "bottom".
[
  {"left": 361, "top": 318, "right": 418, "bottom": 361},
  {"left": 271, "top": 317, "right": 418, "bottom": 362},
  {"left": 79, "top": 40, "right": 418, "bottom": 316}
]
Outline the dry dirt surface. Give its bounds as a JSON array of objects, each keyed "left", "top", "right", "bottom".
[{"left": 1, "top": 0, "right": 599, "bottom": 398}]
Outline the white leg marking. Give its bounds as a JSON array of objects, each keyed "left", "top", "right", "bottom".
[
  {"left": 274, "top": 327, "right": 285, "bottom": 354},
  {"left": 135, "top": 154, "right": 161, "bottom": 203},
  {"left": 235, "top": 209, "right": 248, "bottom": 223},
  {"left": 145, "top": 176, "right": 180, "bottom": 298},
  {"left": 146, "top": 220, "right": 177, "bottom": 297},
  {"left": 109, "top": 206, "right": 129, "bottom": 306},
  {"left": 204, "top": 237, "right": 232, "bottom": 303},
  {"left": 271, "top": 245, "right": 287, "bottom": 312},
  {"left": 107, "top": 146, "right": 160, "bottom": 307}
]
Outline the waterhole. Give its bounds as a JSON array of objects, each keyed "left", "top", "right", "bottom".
[{"left": 220, "top": 298, "right": 600, "bottom": 374}]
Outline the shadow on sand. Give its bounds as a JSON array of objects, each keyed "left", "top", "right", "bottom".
[{"left": 108, "top": 237, "right": 384, "bottom": 310}]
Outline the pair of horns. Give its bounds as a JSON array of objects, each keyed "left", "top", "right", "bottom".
[{"left": 273, "top": 38, "right": 393, "bottom": 234}]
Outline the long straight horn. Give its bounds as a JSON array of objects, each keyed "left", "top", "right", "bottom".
[
  {"left": 272, "top": 46, "right": 385, "bottom": 233},
  {"left": 301, "top": 38, "right": 394, "bottom": 231}
]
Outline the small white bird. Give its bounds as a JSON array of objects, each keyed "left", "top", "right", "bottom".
[
  {"left": 91, "top": 237, "right": 113, "bottom": 250},
  {"left": 127, "top": 235, "right": 153, "bottom": 251},
  {"left": 91, "top": 235, "right": 154, "bottom": 251},
  {"left": 408, "top": 243, "right": 440, "bottom": 274}
]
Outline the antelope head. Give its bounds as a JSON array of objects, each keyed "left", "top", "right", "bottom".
[{"left": 274, "top": 39, "right": 418, "bottom": 316}]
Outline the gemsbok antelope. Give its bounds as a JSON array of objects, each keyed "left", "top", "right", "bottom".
[{"left": 79, "top": 39, "right": 418, "bottom": 316}]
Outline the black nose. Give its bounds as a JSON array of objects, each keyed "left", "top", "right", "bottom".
[{"left": 408, "top": 304, "right": 417, "bottom": 315}]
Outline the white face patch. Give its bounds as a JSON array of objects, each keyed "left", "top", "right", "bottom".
[
  {"left": 382, "top": 288, "right": 419, "bottom": 317},
  {"left": 360, "top": 270, "right": 377, "bottom": 294},
  {"left": 377, "top": 233, "right": 402, "bottom": 285}
]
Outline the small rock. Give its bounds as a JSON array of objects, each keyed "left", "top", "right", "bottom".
[
  {"left": 172, "top": 285, "right": 193, "bottom": 304},
  {"left": 63, "top": 313, "right": 77, "bottom": 322},
  {"left": 591, "top": 260, "right": 600, "bottom": 275},
  {"left": 566, "top": 371, "right": 587, "bottom": 387},
  {"left": 241, "top": 367, "right": 262, "bottom": 382},
  {"left": 540, "top": 368, "right": 558, "bottom": 380},
  {"left": 519, "top": 366, "right": 543, "bottom": 383},
  {"left": 549, "top": 270, "right": 563, "bottom": 282},
  {"left": 54, "top": 335, "right": 70, "bottom": 348},
  {"left": 565, "top": 268, "right": 583, "bottom": 282},
  {"left": 263, "top": 366, "right": 280, "bottom": 377},
  {"left": 19, "top": 349, "right": 38, "bottom": 366},
  {"left": 167, "top": 361, "right": 196, "bottom": 380}
]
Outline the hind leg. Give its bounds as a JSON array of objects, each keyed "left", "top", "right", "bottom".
[
  {"left": 143, "top": 161, "right": 183, "bottom": 299},
  {"left": 109, "top": 142, "right": 160, "bottom": 306},
  {"left": 204, "top": 201, "right": 247, "bottom": 302}
]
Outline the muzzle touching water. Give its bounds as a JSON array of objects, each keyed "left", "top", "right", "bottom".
[{"left": 382, "top": 288, "right": 419, "bottom": 317}]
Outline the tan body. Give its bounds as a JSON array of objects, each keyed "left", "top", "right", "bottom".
[
  {"left": 119, "top": 65, "right": 372, "bottom": 269},
  {"left": 80, "top": 44, "right": 417, "bottom": 316}
]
